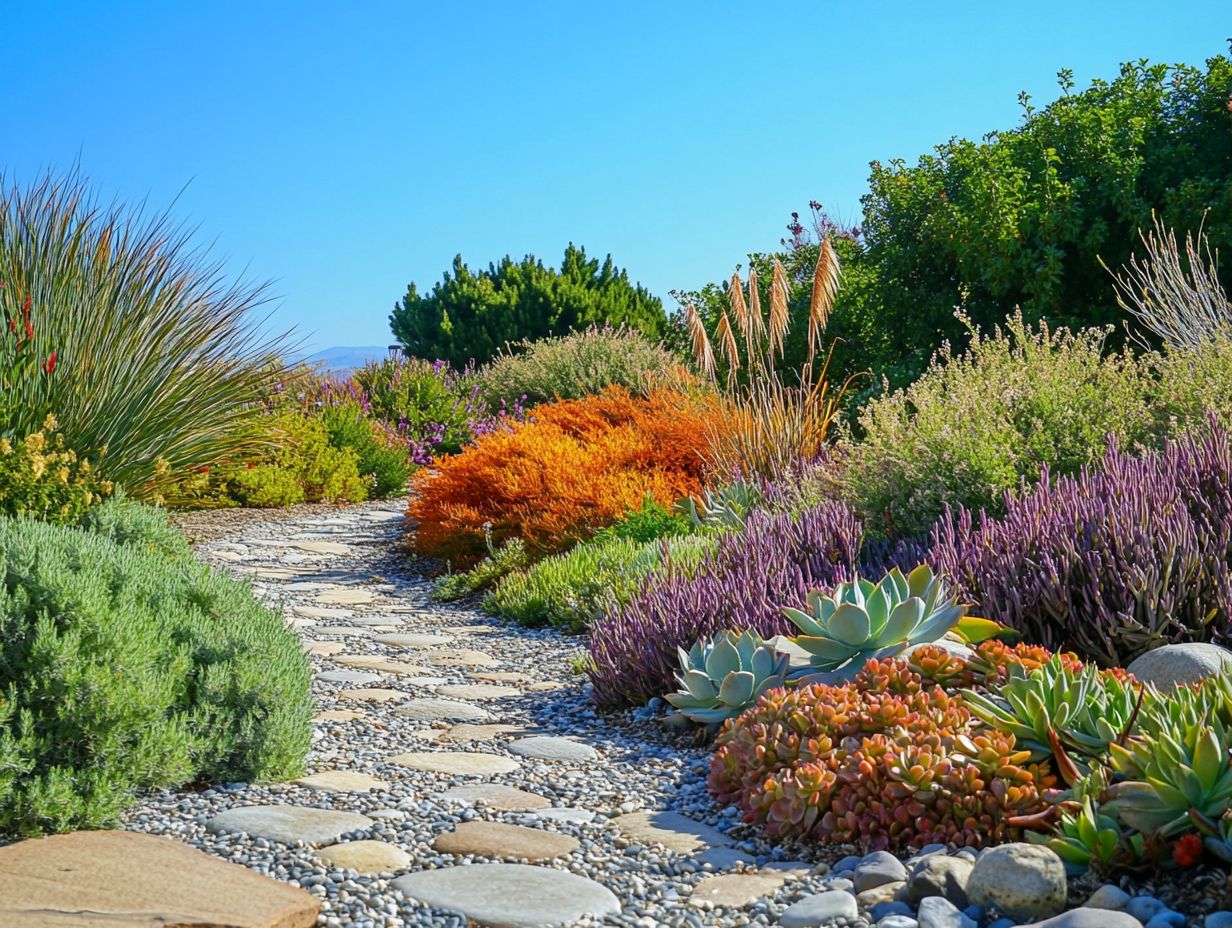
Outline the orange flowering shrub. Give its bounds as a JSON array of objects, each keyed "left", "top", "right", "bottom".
[{"left": 408, "top": 387, "right": 723, "bottom": 564}]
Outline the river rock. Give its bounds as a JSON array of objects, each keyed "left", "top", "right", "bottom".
[
  {"left": 907, "top": 854, "right": 974, "bottom": 906},
  {"left": 779, "top": 889, "right": 859, "bottom": 927},
  {"left": 1128, "top": 643, "right": 1232, "bottom": 689},
  {"left": 967, "top": 843, "right": 1067, "bottom": 920}
]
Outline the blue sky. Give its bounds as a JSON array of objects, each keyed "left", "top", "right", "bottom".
[{"left": 8, "top": 2, "right": 1229, "bottom": 351}]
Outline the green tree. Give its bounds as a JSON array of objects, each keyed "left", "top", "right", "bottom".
[{"left": 390, "top": 244, "right": 666, "bottom": 367}]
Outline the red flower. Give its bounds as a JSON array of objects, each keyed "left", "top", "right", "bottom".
[
  {"left": 196, "top": 465, "right": 211, "bottom": 474},
  {"left": 1173, "top": 833, "right": 1203, "bottom": 867},
  {"left": 42, "top": 352, "right": 57, "bottom": 375}
]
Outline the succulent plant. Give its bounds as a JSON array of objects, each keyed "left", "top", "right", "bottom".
[
  {"left": 665, "top": 629, "right": 789, "bottom": 724},
  {"left": 675, "top": 480, "right": 762, "bottom": 531},
  {"left": 961, "top": 654, "right": 1144, "bottom": 771},
  {"left": 784, "top": 564, "right": 983, "bottom": 680},
  {"left": 1027, "top": 793, "right": 1127, "bottom": 874}
]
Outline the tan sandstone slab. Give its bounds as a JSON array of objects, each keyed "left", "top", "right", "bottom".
[
  {"left": 374, "top": 633, "right": 454, "bottom": 648},
  {"left": 0, "top": 829, "right": 319, "bottom": 928},
  {"left": 306, "top": 641, "right": 346, "bottom": 656},
  {"left": 433, "top": 821, "right": 579, "bottom": 861},
  {"left": 439, "top": 722, "right": 524, "bottom": 742},
  {"left": 434, "top": 784, "right": 552, "bottom": 811},
  {"left": 425, "top": 648, "right": 500, "bottom": 668},
  {"left": 612, "top": 811, "right": 735, "bottom": 854},
  {"left": 388, "top": 751, "right": 520, "bottom": 776},
  {"left": 315, "top": 839, "right": 411, "bottom": 874},
  {"left": 335, "top": 655, "right": 437, "bottom": 675},
  {"left": 471, "top": 671, "right": 537, "bottom": 684},
  {"left": 291, "top": 605, "right": 354, "bottom": 620},
  {"left": 317, "top": 588, "right": 376, "bottom": 606},
  {"left": 316, "top": 709, "right": 365, "bottom": 723},
  {"left": 436, "top": 683, "right": 522, "bottom": 700},
  {"left": 294, "top": 770, "right": 386, "bottom": 793},
  {"left": 688, "top": 871, "right": 789, "bottom": 908},
  {"left": 311, "top": 626, "right": 373, "bottom": 638},
  {"left": 339, "top": 687, "right": 407, "bottom": 703},
  {"left": 293, "top": 540, "right": 353, "bottom": 556}
]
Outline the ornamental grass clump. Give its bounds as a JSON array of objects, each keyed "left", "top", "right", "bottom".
[
  {"left": 930, "top": 421, "right": 1232, "bottom": 666},
  {"left": 0, "top": 171, "right": 289, "bottom": 496},
  {"left": 588, "top": 499, "right": 864, "bottom": 707},
  {"left": 407, "top": 386, "right": 720, "bottom": 565},
  {"left": 0, "top": 510, "right": 312, "bottom": 835}
]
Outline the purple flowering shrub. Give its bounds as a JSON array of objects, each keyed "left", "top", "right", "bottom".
[
  {"left": 929, "top": 421, "right": 1232, "bottom": 666},
  {"left": 588, "top": 500, "right": 865, "bottom": 707}
]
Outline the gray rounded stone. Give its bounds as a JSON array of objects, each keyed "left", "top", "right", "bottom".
[
  {"left": 1083, "top": 884, "right": 1131, "bottom": 910},
  {"left": 967, "top": 843, "right": 1067, "bottom": 921},
  {"left": 1024, "top": 911, "right": 1144, "bottom": 928},
  {"left": 391, "top": 862, "right": 620, "bottom": 928},
  {"left": 316, "top": 669, "right": 384, "bottom": 685},
  {"left": 779, "top": 889, "right": 859, "bottom": 927},
  {"left": 507, "top": 736, "right": 597, "bottom": 763},
  {"left": 388, "top": 751, "right": 520, "bottom": 776},
  {"left": 919, "top": 896, "right": 976, "bottom": 928},
  {"left": 907, "top": 853, "right": 974, "bottom": 906},
  {"left": 393, "top": 698, "right": 491, "bottom": 722},
  {"left": 612, "top": 810, "right": 733, "bottom": 853},
  {"left": 1128, "top": 643, "right": 1232, "bottom": 689},
  {"left": 205, "top": 804, "right": 372, "bottom": 845},
  {"left": 855, "top": 850, "right": 908, "bottom": 892}
]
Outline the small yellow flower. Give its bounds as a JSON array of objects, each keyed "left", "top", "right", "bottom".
[
  {"left": 83, "top": 492, "right": 94, "bottom": 506},
  {"left": 79, "top": 458, "right": 91, "bottom": 474},
  {"left": 56, "top": 467, "right": 70, "bottom": 483},
  {"left": 153, "top": 458, "right": 171, "bottom": 478},
  {"left": 0, "top": 439, "right": 11, "bottom": 455},
  {"left": 100, "top": 481, "right": 114, "bottom": 494},
  {"left": 42, "top": 413, "right": 58, "bottom": 432},
  {"left": 24, "top": 432, "right": 46, "bottom": 453}
]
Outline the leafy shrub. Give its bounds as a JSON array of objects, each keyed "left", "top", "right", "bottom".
[
  {"left": 930, "top": 422, "right": 1232, "bottom": 666},
  {"left": 391, "top": 244, "right": 667, "bottom": 367},
  {"left": 1154, "top": 333, "right": 1232, "bottom": 433},
  {"left": 407, "top": 387, "right": 720, "bottom": 565},
  {"left": 592, "top": 497, "right": 694, "bottom": 544},
  {"left": 486, "top": 533, "right": 715, "bottom": 633},
  {"left": 79, "top": 492, "right": 190, "bottom": 561},
  {"left": 0, "top": 418, "right": 109, "bottom": 524},
  {"left": 588, "top": 499, "right": 864, "bottom": 707},
  {"left": 321, "top": 402, "right": 412, "bottom": 498},
  {"left": 0, "top": 513, "right": 312, "bottom": 835},
  {"left": 474, "top": 326, "right": 682, "bottom": 408},
  {"left": 0, "top": 171, "right": 287, "bottom": 496},
  {"left": 709, "top": 655, "right": 1053, "bottom": 851},
  {"left": 350, "top": 358, "right": 478, "bottom": 459},
  {"left": 430, "top": 538, "right": 530, "bottom": 603},
  {"left": 843, "top": 311, "right": 1155, "bottom": 539}
]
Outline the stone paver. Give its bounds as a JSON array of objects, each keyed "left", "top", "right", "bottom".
[
  {"left": 206, "top": 805, "right": 373, "bottom": 845},
  {"left": 392, "top": 863, "right": 620, "bottom": 928},
  {"left": 293, "top": 540, "right": 353, "bottom": 555},
  {"left": 436, "top": 683, "right": 522, "bottom": 700},
  {"left": 612, "top": 811, "right": 734, "bottom": 853},
  {"left": 689, "top": 871, "right": 789, "bottom": 908},
  {"left": 315, "top": 840, "right": 411, "bottom": 874},
  {"left": 317, "top": 669, "right": 384, "bottom": 685},
  {"left": 315, "top": 709, "right": 364, "bottom": 722},
  {"left": 306, "top": 641, "right": 346, "bottom": 656},
  {"left": 435, "top": 784, "right": 553, "bottom": 811},
  {"left": 316, "top": 588, "right": 376, "bottom": 605},
  {"left": 388, "top": 751, "right": 520, "bottom": 776},
  {"left": 439, "top": 722, "right": 523, "bottom": 742},
  {"left": 0, "top": 830, "right": 319, "bottom": 928},
  {"left": 393, "top": 698, "right": 491, "bottom": 722},
  {"left": 434, "top": 821, "right": 579, "bottom": 861},
  {"left": 425, "top": 648, "right": 500, "bottom": 668},
  {"left": 294, "top": 770, "right": 386, "bottom": 793},
  {"left": 338, "top": 688, "right": 407, "bottom": 703},
  {"left": 334, "top": 655, "right": 437, "bottom": 675},
  {"left": 310, "top": 626, "right": 373, "bottom": 638},
  {"left": 374, "top": 632, "right": 454, "bottom": 648},
  {"left": 507, "top": 735, "right": 597, "bottom": 763}
]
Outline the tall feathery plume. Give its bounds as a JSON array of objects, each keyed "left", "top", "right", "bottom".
[
  {"left": 747, "top": 266, "right": 763, "bottom": 375},
  {"left": 807, "top": 235, "right": 841, "bottom": 365},
  {"left": 769, "top": 258, "right": 789, "bottom": 358},
  {"left": 716, "top": 310, "right": 740, "bottom": 386},
  {"left": 685, "top": 303, "right": 715, "bottom": 378},
  {"left": 729, "top": 272, "right": 749, "bottom": 337}
]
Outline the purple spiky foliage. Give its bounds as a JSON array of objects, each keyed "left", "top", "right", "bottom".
[
  {"left": 588, "top": 500, "right": 864, "bottom": 708},
  {"left": 929, "top": 420, "right": 1232, "bottom": 666}
]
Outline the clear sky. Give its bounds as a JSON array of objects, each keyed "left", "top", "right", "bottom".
[{"left": 8, "top": 1, "right": 1229, "bottom": 352}]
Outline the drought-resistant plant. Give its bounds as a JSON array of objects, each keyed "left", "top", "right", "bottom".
[
  {"left": 708, "top": 656, "right": 1053, "bottom": 850},
  {"left": 842, "top": 311, "right": 1155, "bottom": 539},
  {"left": 227, "top": 410, "right": 366, "bottom": 507},
  {"left": 349, "top": 357, "right": 481, "bottom": 459},
  {"left": 930, "top": 422, "right": 1232, "bottom": 666},
  {"left": 0, "top": 289, "right": 57, "bottom": 434},
  {"left": 475, "top": 325, "right": 684, "bottom": 408},
  {"left": 430, "top": 537, "right": 530, "bottom": 602},
  {"left": 676, "top": 480, "right": 763, "bottom": 531},
  {"left": 666, "top": 629, "right": 789, "bottom": 724},
  {"left": 0, "top": 416, "right": 109, "bottom": 524},
  {"left": 320, "top": 402, "right": 412, "bottom": 498},
  {"left": 391, "top": 245, "right": 667, "bottom": 367},
  {"left": 783, "top": 564, "right": 976, "bottom": 681},
  {"left": 408, "top": 387, "right": 720, "bottom": 565},
  {"left": 0, "top": 171, "right": 288, "bottom": 496},
  {"left": 0, "top": 511, "right": 312, "bottom": 835},
  {"left": 588, "top": 499, "right": 863, "bottom": 707},
  {"left": 592, "top": 497, "right": 695, "bottom": 544}
]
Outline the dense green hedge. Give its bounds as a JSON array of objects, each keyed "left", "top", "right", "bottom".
[{"left": 0, "top": 503, "right": 312, "bottom": 835}]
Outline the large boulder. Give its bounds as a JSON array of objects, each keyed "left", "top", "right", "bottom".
[
  {"left": 967, "top": 843, "right": 1067, "bottom": 920},
  {"left": 1127, "top": 643, "right": 1232, "bottom": 689},
  {"left": 0, "top": 829, "right": 320, "bottom": 927}
]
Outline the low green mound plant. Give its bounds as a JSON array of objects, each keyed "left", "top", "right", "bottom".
[
  {"left": 321, "top": 402, "right": 412, "bottom": 498},
  {"left": 79, "top": 491, "right": 190, "bottom": 560},
  {"left": 0, "top": 511, "right": 312, "bottom": 835}
]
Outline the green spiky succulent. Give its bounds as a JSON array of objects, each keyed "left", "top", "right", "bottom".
[
  {"left": 783, "top": 564, "right": 972, "bottom": 680},
  {"left": 665, "top": 629, "right": 788, "bottom": 724},
  {"left": 1026, "top": 769, "right": 1131, "bottom": 874},
  {"left": 962, "top": 656, "right": 1144, "bottom": 769},
  {"left": 675, "top": 481, "right": 762, "bottom": 532}
]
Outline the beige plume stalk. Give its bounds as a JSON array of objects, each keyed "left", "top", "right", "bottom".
[
  {"left": 685, "top": 303, "right": 715, "bottom": 378},
  {"left": 769, "top": 259, "right": 789, "bottom": 358},
  {"left": 808, "top": 235, "right": 841, "bottom": 365}
]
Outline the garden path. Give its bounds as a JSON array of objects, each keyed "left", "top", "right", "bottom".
[{"left": 123, "top": 500, "right": 836, "bottom": 928}]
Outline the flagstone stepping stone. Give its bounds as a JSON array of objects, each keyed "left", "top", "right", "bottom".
[
  {"left": 393, "top": 698, "right": 491, "bottom": 722},
  {"left": 306, "top": 641, "right": 346, "bottom": 656},
  {"left": 436, "top": 683, "right": 522, "bottom": 700},
  {"left": 214, "top": 549, "right": 245, "bottom": 562},
  {"left": 525, "top": 681, "right": 566, "bottom": 692},
  {"left": 427, "top": 648, "right": 500, "bottom": 668},
  {"left": 434, "top": 821, "right": 579, "bottom": 861},
  {"left": 440, "top": 624, "right": 498, "bottom": 634},
  {"left": 339, "top": 688, "right": 407, "bottom": 703},
  {"left": 525, "top": 807, "right": 597, "bottom": 825},
  {"left": 688, "top": 871, "right": 789, "bottom": 908},
  {"left": 472, "top": 671, "right": 537, "bottom": 684},
  {"left": 401, "top": 676, "right": 450, "bottom": 686},
  {"left": 375, "top": 632, "right": 454, "bottom": 648},
  {"left": 253, "top": 567, "right": 310, "bottom": 580},
  {"left": 392, "top": 863, "right": 620, "bottom": 928},
  {"left": 311, "top": 626, "right": 373, "bottom": 638},
  {"left": 315, "top": 709, "right": 365, "bottom": 723},
  {"left": 435, "top": 784, "right": 552, "bottom": 811},
  {"left": 294, "top": 770, "right": 386, "bottom": 792},
  {"left": 315, "top": 839, "right": 411, "bottom": 874},
  {"left": 0, "top": 830, "right": 319, "bottom": 928},
  {"left": 293, "top": 540, "right": 353, "bottom": 555},
  {"left": 285, "top": 581, "right": 331, "bottom": 592},
  {"left": 346, "top": 615, "right": 403, "bottom": 627},
  {"left": 317, "top": 588, "right": 376, "bottom": 605},
  {"left": 388, "top": 751, "right": 520, "bottom": 776},
  {"left": 312, "top": 709, "right": 359, "bottom": 724},
  {"left": 439, "top": 722, "right": 523, "bottom": 742},
  {"left": 206, "top": 805, "right": 373, "bottom": 845},
  {"left": 612, "top": 810, "right": 735, "bottom": 853},
  {"left": 507, "top": 736, "right": 597, "bottom": 763},
  {"left": 317, "top": 669, "right": 384, "bottom": 685},
  {"left": 362, "top": 510, "right": 405, "bottom": 522},
  {"left": 292, "top": 605, "right": 354, "bottom": 620},
  {"left": 335, "top": 655, "right": 437, "bottom": 675}
]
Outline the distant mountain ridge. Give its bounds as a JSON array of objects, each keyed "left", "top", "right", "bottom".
[{"left": 298, "top": 346, "right": 391, "bottom": 375}]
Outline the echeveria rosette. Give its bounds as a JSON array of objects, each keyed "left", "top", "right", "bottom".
[{"left": 665, "top": 629, "right": 789, "bottom": 724}]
